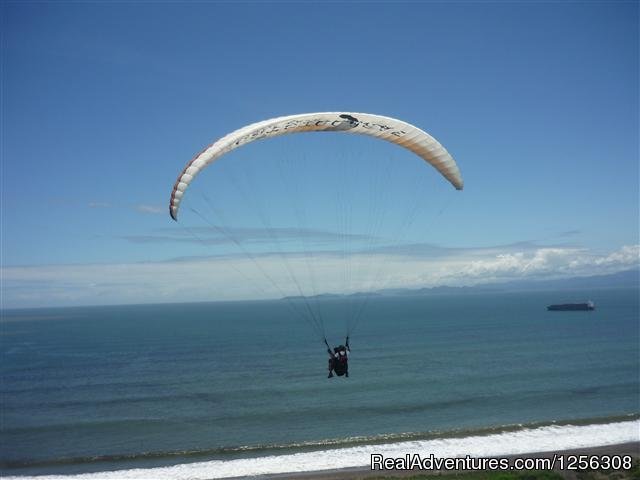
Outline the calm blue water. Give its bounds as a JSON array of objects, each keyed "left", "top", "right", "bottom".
[{"left": 1, "top": 288, "right": 638, "bottom": 476}]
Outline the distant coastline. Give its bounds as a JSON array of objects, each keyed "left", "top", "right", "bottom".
[{"left": 283, "top": 268, "right": 640, "bottom": 301}]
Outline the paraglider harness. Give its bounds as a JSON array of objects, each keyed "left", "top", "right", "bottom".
[{"left": 326, "top": 337, "right": 350, "bottom": 378}]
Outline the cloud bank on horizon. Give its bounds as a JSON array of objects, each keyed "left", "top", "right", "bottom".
[{"left": 2, "top": 243, "right": 637, "bottom": 309}]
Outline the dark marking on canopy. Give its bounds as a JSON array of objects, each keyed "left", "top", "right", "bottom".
[{"left": 339, "top": 114, "right": 359, "bottom": 123}]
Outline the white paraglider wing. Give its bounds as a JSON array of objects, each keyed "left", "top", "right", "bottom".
[{"left": 170, "top": 112, "right": 463, "bottom": 220}]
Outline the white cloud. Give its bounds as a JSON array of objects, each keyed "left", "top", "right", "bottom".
[
  {"left": 88, "top": 201, "right": 111, "bottom": 208},
  {"left": 452, "top": 245, "right": 640, "bottom": 283},
  {"left": 1, "top": 245, "right": 638, "bottom": 308},
  {"left": 134, "top": 204, "right": 164, "bottom": 214}
]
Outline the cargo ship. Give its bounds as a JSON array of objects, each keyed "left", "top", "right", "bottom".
[{"left": 547, "top": 301, "right": 595, "bottom": 311}]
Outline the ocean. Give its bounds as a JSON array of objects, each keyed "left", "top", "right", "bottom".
[{"left": 1, "top": 287, "right": 638, "bottom": 479}]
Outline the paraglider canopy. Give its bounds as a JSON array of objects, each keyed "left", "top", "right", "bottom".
[{"left": 169, "top": 112, "right": 463, "bottom": 221}]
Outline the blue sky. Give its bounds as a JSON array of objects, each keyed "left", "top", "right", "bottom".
[{"left": 2, "top": 1, "right": 638, "bottom": 308}]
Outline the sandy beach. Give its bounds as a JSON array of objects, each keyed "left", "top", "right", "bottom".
[{"left": 265, "top": 443, "right": 640, "bottom": 480}]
